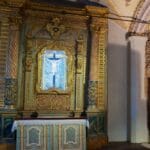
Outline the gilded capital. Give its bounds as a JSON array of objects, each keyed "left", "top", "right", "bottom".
[
  {"left": 0, "top": 0, "right": 26, "bottom": 7},
  {"left": 90, "top": 24, "right": 101, "bottom": 32},
  {"left": 86, "top": 5, "right": 108, "bottom": 16},
  {"left": 9, "top": 17, "right": 22, "bottom": 30}
]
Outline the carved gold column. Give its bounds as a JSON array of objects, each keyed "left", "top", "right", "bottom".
[
  {"left": 75, "top": 35, "right": 86, "bottom": 111},
  {"left": 87, "top": 17, "right": 99, "bottom": 112},
  {"left": 5, "top": 17, "right": 21, "bottom": 109},
  {"left": 0, "top": 18, "right": 10, "bottom": 109},
  {"left": 6, "top": 17, "right": 21, "bottom": 78},
  {"left": 86, "top": 6, "right": 108, "bottom": 112},
  {"left": 98, "top": 20, "right": 107, "bottom": 111},
  {"left": 24, "top": 39, "right": 35, "bottom": 110}
]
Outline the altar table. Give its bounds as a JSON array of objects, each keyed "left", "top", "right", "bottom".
[{"left": 12, "top": 118, "right": 89, "bottom": 150}]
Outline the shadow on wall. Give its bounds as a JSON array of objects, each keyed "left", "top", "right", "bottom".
[{"left": 108, "top": 43, "right": 128, "bottom": 141}]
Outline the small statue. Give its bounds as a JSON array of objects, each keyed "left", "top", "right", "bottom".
[
  {"left": 80, "top": 110, "right": 87, "bottom": 118},
  {"left": 30, "top": 111, "right": 38, "bottom": 119},
  {"left": 69, "top": 111, "right": 75, "bottom": 117},
  {"left": 16, "top": 112, "right": 23, "bottom": 119}
]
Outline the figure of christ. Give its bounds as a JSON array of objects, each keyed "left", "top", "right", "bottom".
[
  {"left": 42, "top": 50, "right": 67, "bottom": 90},
  {"left": 48, "top": 52, "right": 61, "bottom": 88}
]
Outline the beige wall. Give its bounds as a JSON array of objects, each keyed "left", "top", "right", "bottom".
[{"left": 108, "top": 20, "right": 128, "bottom": 141}]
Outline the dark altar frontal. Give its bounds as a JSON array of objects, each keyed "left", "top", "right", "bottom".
[{"left": 0, "top": 0, "right": 108, "bottom": 149}]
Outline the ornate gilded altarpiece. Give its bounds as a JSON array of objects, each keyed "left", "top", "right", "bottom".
[{"left": 0, "top": 0, "right": 108, "bottom": 148}]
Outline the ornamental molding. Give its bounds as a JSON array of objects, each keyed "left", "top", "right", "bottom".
[{"left": 46, "top": 17, "right": 66, "bottom": 40}]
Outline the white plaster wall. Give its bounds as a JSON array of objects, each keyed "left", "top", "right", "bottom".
[
  {"left": 108, "top": 20, "right": 128, "bottom": 141},
  {"left": 129, "top": 36, "right": 148, "bottom": 143}
]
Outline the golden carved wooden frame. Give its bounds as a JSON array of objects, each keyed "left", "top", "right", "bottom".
[{"left": 36, "top": 42, "right": 75, "bottom": 95}]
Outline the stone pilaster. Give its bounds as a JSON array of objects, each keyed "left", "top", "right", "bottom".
[
  {"left": 146, "top": 32, "right": 150, "bottom": 76},
  {"left": 145, "top": 31, "right": 150, "bottom": 142},
  {"left": 128, "top": 35, "right": 148, "bottom": 143}
]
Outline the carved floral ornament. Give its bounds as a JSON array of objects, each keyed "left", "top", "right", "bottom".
[
  {"left": 9, "top": 17, "right": 22, "bottom": 30},
  {"left": 46, "top": 18, "right": 66, "bottom": 39}
]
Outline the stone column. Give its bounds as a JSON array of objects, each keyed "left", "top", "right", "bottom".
[
  {"left": 145, "top": 31, "right": 150, "bottom": 142},
  {"left": 128, "top": 35, "right": 148, "bottom": 143}
]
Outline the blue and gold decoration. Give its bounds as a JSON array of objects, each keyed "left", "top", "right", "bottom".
[{"left": 15, "top": 121, "right": 87, "bottom": 150}]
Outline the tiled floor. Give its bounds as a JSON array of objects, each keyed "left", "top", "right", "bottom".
[{"left": 101, "top": 142, "right": 150, "bottom": 150}]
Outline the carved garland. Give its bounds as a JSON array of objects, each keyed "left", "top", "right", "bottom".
[{"left": 98, "top": 20, "right": 107, "bottom": 110}]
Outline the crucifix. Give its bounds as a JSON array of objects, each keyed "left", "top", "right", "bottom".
[{"left": 48, "top": 53, "right": 61, "bottom": 88}]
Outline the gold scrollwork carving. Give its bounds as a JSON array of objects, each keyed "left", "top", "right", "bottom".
[
  {"left": 27, "top": 40, "right": 33, "bottom": 50},
  {"left": 77, "top": 57, "right": 83, "bottom": 73},
  {"left": 25, "top": 39, "right": 37, "bottom": 72},
  {"left": 90, "top": 24, "right": 101, "bottom": 33},
  {"left": 88, "top": 81, "right": 98, "bottom": 103},
  {"left": 25, "top": 57, "right": 32, "bottom": 72},
  {"left": 25, "top": 47, "right": 33, "bottom": 72},
  {"left": 36, "top": 94, "right": 70, "bottom": 110},
  {"left": 97, "top": 25, "right": 107, "bottom": 110},
  {"left": 46, "top": 17, "right": 66, "bottom": 40},
  {"left": 76, "top": 34, "right": 85, "bottom": 73},
  {"left": 77, "top": 34, "right": 84, "bottom": 53}
]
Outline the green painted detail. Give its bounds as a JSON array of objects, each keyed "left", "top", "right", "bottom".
[
  {"left": 82, "top": 126, "right": 86, "bottom": 150},
  {"left": 0, "top": 114, "right": 16, "bottom": 140},
  {"left": 0, "top": 117, "right": 2, "bottom": 138},
  {"left": 47, "top": 125, "right": 52, "bottom": 150},
  {"left": 98, "top": 113, "right": 105, "bottom": 133},
  {"left": 88, "top": 112, "right": 106, "bottom": 135},
  {"left": 3, "top": 117, "right": 14, "bottom": 138},
  {"left": 53, "top": 125, "right": 59, "bottom": 150},
  {"left": 16, "top": 126, "right": 21, "bottom": 150},
  {"left": 23, "top": 125, "right": 44, "bottom": 150}
]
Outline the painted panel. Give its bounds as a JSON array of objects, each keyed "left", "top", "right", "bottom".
[
  {"left": 15, "top": 121, "right": 87, "bottom": 150},
  {"left": 3, "top": 117, "right": 14, "bottom": 138},
  {"left": 23, "top": 125, "right": 44, "bottom": 150}
]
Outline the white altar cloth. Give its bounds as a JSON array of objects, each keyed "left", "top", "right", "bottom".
[{"left": 11, "top": 119, "right": 89, "bottom": 132}]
